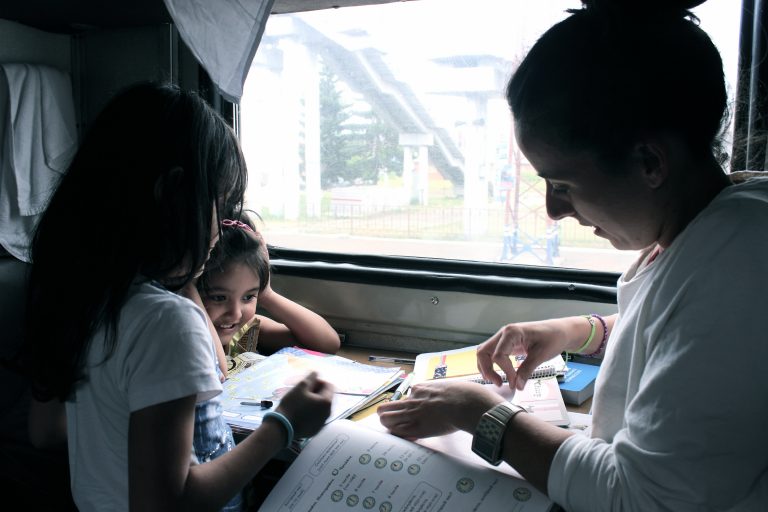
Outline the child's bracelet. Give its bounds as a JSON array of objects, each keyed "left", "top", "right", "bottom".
[
  {"left": 583, "top": 313, "right": 608, "bottom": 358},
  {"left": 263, "top": 411, "right": 294, "bottom": 449},
  {"left": 573, "top": 315, "right": 596, "bottom": 353}
]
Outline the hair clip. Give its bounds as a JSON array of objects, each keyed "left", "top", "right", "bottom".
[{"left": 221, "top": 219, "right": 254, "bottom": 232}]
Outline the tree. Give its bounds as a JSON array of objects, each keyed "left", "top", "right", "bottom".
[
  {"left": 319, "top": 65, "right": 350, "bottom": 187},
  {"left": 319, "top": 63, "right": 402, "bottom": 187},
  {"left": 344, "top": 108, "right": 402, "bottom": 183}
]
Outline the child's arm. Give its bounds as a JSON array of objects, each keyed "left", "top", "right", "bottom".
[
  {"left": 178, "top": 281, "right": 228, "bottom": 380},
  {"left": 255, "top": 284, "right": 340, "bottom": 355},
  {"left": 252, "top": 231, "right": 340, "bottom": 355}
]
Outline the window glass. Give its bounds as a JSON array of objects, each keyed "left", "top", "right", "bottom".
[{"left": 240, "top": 0, "right": 740, "bottom": 272}]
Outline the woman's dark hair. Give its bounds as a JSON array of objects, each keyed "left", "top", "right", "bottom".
[
  {"left": 507, "top": 0, "right": 728, "bottom": 164},
  {"left": 25, "top": 82, "right": 247, "bottom": 401},
  {"left": 198, "top": 211, "right": 270, "bottom": 296}
]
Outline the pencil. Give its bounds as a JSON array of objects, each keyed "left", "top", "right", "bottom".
[
  {"left": 368, "top": 355, "right": 416, "bottom": 365},
  {"left": 389, "top": 372, "right": 414, "bottom": 401}
]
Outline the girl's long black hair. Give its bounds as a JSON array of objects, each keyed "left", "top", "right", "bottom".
[{"left": 25, "top": 82, "right": 247, "bottom": 401}]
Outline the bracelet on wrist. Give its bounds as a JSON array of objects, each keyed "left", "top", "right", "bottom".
[
  {"left": 573, "top": 315, "right": 596, "bottom": 353},
  {"left": 263, "top": 411, "right": 294, "bottom": 449},
  {"left": 582, "top": 313, "right": 608, "bottom": 358}
]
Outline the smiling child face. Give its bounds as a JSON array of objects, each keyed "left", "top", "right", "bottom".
[{"left": 201, "top": 261, "right": 260, "bottom": 344}]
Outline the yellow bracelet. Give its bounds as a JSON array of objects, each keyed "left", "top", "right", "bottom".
[{"left": 574, "top": 315, "right": 596, "bottom": 353}]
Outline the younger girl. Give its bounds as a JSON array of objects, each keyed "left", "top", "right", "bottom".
[
  {"left": 198, "top": 212, "right": 341, "bottom": 357},
  {"left": 24, "top": 82, "right": 334, "bottom": 511}
]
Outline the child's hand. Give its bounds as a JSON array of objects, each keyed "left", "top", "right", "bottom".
[{"left": 276, "top": 371, "right": 334, "bottom": 439}]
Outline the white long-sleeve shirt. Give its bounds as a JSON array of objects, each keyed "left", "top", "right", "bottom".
[{"left": 548, "top": 178, "right": 768, "bottom": 511}]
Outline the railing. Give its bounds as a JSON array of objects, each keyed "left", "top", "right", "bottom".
[{"left": 263, "top": 204, "right": 607, "bottom": 248}]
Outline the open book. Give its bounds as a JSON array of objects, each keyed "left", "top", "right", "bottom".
[
  {"left": 258, "top": 419, "right": 556, "bottom": 512},
  {"left": 220, "top": 347, "right": 402, "bottom": 436},
  {"left": 414, "top": 345, "right": 569, "bottom": 427}
]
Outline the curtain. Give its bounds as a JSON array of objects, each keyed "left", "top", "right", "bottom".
[
  {"left": 731, "top": 0, "right": 768, "bottom": 171},
  {"left": 163, "top": 0, "right": 276, "bottom": 104}
]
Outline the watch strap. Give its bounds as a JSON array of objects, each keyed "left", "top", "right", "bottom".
[{"left": 471, "top": 402, "right": 527, "bottom": 465}]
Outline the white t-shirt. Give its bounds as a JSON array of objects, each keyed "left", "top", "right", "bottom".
[
  {"left": 66, "top": 280, "right": 222, "bottom": 512},
  {"left": 548, "top": 178, "right": 768, "bottom": 511}
]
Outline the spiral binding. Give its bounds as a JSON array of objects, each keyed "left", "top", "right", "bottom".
[{"left": 468, "top": 364, "right": 557, "bottom": 384}]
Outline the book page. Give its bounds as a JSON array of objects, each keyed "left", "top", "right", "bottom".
[{"left": 258, "top": 420, "right": 554, "bottom": 512}]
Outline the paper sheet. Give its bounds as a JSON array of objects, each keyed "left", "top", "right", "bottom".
[{"left": 258, "top": 420, "right": 554, "bottom": 512}]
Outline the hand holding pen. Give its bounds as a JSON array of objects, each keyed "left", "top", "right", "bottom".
[{"left": 390, "top": 372, "right": 414, "bottom": 401}]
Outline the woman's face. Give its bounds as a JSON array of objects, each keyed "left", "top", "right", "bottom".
[
  {"left": 201, "top": 262, "right": 261, "bottom": 344},
  {"left": 517, "top": 127, "right": 660, "bottom": 251}
]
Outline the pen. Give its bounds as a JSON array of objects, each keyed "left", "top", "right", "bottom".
[
  {"left": 240, "top": 400, "right": 273, "bottom": 408},
  {"left": 390, "top": 372, "right": 414, "bottom": 401},
  {"left": 368, "top": 356, "right": 416, "bottom": 365}
]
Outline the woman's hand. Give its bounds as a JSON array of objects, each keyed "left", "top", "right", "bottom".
[
  {"left": 477, "top": 319, "right": 575, "bottom": 390},
  {"left": 275, "top": 371, "right": 334, "bottom": 439},
  {"left": 377, "top": 380, "right": 503, "bottom": 439}
]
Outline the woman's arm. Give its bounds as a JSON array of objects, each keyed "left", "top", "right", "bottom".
[
  {"left": 377, "top": 380, "right": 572, "bottom": 494},
  {"left": 255, "top": 286, "right": 340, "bottom": 355},
  {"left": 477, "top": 313, "right": 616, "bottom": 389}
]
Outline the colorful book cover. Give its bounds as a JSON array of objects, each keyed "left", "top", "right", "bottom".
[
  {"left": 414, "top": 345, "right": 566, "bottom": 384},
  {"left": 221, "top": 347, "right": 402, "bottom": 434},
  {"left": 558, "top": 361, "right": 600, "bottom": 405}
]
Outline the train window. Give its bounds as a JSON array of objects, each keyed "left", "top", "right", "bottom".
[{"left": 240, "top": 0, "right": 740, "bottom": 272}]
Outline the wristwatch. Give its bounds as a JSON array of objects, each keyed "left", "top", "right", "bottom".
[{"left": 471, "top": 402, "right": 528, "bottom": 465}]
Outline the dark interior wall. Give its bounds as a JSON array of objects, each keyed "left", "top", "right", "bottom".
[{"left": 73, "top": 24, "right": 200, "bottom": 135}]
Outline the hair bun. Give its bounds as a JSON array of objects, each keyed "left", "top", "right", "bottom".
[{"left": 581, "top": 0, "right": 707, "bottom": 18}]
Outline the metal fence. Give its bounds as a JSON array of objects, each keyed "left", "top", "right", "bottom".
[{"left": 264, "top": 203, "right": 605, "bottom": 250}]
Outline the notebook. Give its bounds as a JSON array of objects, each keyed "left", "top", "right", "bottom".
[
  {"left": 414, "top": 344, "right": 567, "bottom": 384},
  {"left": 413, "top": 345, "right": 569, "bottom": 427}
]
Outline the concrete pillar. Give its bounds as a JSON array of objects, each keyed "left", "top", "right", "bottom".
[
  {"left": 304, "top": 52, "right": 322, "bottom": 218},
  {"left": 417, "top": 145, "right": 429, "bottom": 206}
]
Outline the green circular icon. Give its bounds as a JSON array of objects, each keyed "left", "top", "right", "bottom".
[
  {"left": 407, "top": 464, "right": 420, "bottom": 475},
  {"left": 379, "top": 501, "right": 393, "bottom": 512},
  {"left": 331, "top": 490, "right": 344, "bottom": 502},
  {"left": 346, "top": 494, "right": 359, "bottom": 507},
  {"left": 363, "top": 496, "right": 376, "bottom": 509},
  {"left": 359, "top": 453, "right": 372, "bottom": 465},
  {"left": 456, "top": 477, "right": 474, "bottom": 493},
  {"left": 390, "top": 460, "right": 403, "bottom": 471},
  {"left": 374, "top": 457, "right": 387, "bottom": 469}
]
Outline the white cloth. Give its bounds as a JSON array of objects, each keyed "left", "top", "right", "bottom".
[
  {"left": 0, "top": 63, "right": 77, "bottom": 261},
  {"left": 164, "top": 0, "right": 275, "bottom": 103},
  {"left": 66, "top": 281, "right": 222, "bottom": 512},
  {"left": 548, "top": 178, "right": 768, "bottom": 512}
]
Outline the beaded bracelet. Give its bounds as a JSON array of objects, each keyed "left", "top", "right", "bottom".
[
  {"left": 263, "top": 411, "right": 294, "bottom": 449},
  {"left": 583, "top": 313, "right": 608, "bottom": 358},
  {"left": 573, "top": 315, "right": 596, "bottom": 353}
]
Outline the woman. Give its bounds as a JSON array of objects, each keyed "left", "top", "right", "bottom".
[{"left": 378, "top": 1, "right": 768, "bottom": 510}]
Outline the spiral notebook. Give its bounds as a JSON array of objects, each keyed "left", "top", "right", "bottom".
[
  {"left": 413, "top": 345, "right": 569, "bottom": 427},
  {"left": 414, "top": 345, "right": 567, "bottom": 384}
]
